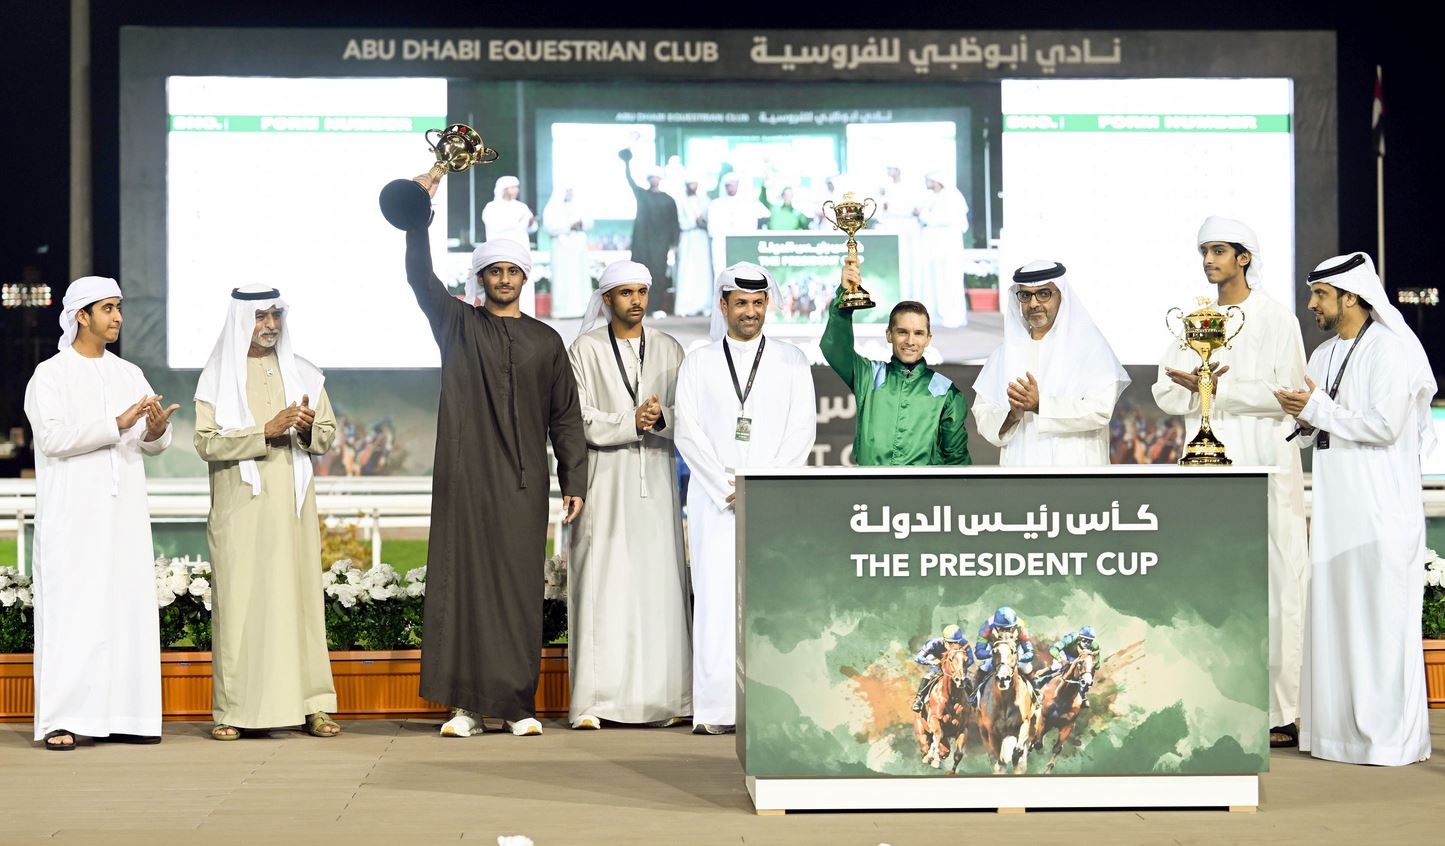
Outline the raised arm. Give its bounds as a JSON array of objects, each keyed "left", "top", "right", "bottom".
[{"left": 403, "top": 226, "right": 461, "bottom": 345}]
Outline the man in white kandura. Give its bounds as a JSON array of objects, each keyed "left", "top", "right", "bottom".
[
  {"left": 565, "top": 260, "right": 691, "bottom": 730},
  {"left": 705, "top": 173, "right": 769, "bottom": 290},
  {"left": 915, "top": 172, "right": 970, "bottom": 328},
  {"left": 541, "top": 183, "right": 592, "bottom": 319},
  {"left": 481, "top": 175, "right": 538, "bottom": 314},
  {"left": 1275, "top": 252, "right": 1435, "bottom": 766},
  {"left": 24, "top": 277, "right": 179, "bottom": 750},
  {"left": 195, "top": 286, "right": 339, "bottom": 741},
  {"left": 675, "top": 262, "right": 817, "bottom": 734},
  {"left": 674, "top": 173, "right": 713, "bottom": 317},
  {"left": 1154, "top": 218, "right": 1309, "bottom": 748},
  {"left": 973, "top": 261, "right": 1129, "bottom": 465}
]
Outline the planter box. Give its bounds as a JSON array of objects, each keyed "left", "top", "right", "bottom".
[
  {"left": 965, "top": 287, "right": 999, "bottom": 312},
  {"left": 1426, "top": 639, "right": 1445, "bottom": 710},
  {"left": 0, "top": 646, "right": 570, "bottom": 723}
]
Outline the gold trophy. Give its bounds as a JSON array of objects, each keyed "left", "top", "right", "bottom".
[
  {"left": 822, "top": 192, "right": 878, "bottom": 311},
  {"left": 379, "top": 123, "right": 500, "bottom": 231},
  {"left": 1166, "top": 298, "right": 1246, "bottom": 465}
]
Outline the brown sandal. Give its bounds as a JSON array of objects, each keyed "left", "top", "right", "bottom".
[
  {"left": 306, "top": 712, "right": 341, "bottom": 737},
  {"left": 210, "top": 724, "right": 240, "bottom": 741}
]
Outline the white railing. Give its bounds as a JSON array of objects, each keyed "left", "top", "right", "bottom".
[
  {"left": 0, "top": 476, "right": 566, "bottom": 575},
  {"left": 4, "top": 475, "right": 1443, "bottom": 576}
]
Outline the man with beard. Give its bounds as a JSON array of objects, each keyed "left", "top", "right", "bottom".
[
  {"left": 674, "top": 262, "right": 816, "bottom": 734},
  {"left": 974, "top": 261, "right": 1129, "bottom": 466},
  {"left": 1276, "top": 252, "right": 1435, "bottom": 766},
  {"left": 195, "top": 286, "right": 338, "bottom": 741},
  {"left": 400, "top": 234, "right": 588, "bottom": 738},
  {"left": 564, "top": 260, "right": 691, "bottom": 730}
]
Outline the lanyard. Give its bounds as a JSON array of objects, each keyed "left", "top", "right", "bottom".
[
  {"left": 607, "top": 324, "right": 645, "bottom": 405},
  {"left": 1324, "top": 317, "right": 1372, "bottom": 401},
  {"left": 723, "top": 336, "right": 767, "bottom": 411},
  {"left": 1287, "top": 317, "right": 1372, "bottom": 442}
]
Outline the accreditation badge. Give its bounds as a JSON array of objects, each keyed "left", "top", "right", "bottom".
[{"left": 735, "top": 416, "right": 752, "bottom": 441}]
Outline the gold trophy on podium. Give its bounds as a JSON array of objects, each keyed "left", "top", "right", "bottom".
[
  {"left": 1166, "top": 298, "right": 1246, "bottom": 465},
  {"left": 379, "top": 123, "right": 500, "bottom": 231},
  {"left": 822, "top": 192, "right": 878, "bottom": 311}
]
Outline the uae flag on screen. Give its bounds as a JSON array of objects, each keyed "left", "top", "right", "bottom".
[{"left": 1373, "top": 65, "right": 1385, "bottom": 157}]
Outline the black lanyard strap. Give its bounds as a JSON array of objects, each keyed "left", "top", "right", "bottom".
[
  {"left": 723, "top": 336, "right": 767, "bottom": 410},
  {"left": 608, "top": 323, "right": 645, "bottom": 405},
  {"left": 1324, "top": 317, "right": 1372, "bottom": 400},
  {"left": 1286, "top": 317, "right": 1372, "bottom": 441}
]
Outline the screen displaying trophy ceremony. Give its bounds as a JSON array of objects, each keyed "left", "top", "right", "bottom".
[
  {"left": 164, "top": 75, "right": 1292, "bottom": 367},
  {"left": 120, "top": 27, "right": 1336, "bottom": 474}
]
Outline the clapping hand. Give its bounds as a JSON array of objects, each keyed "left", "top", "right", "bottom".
[
  {"left": 1165, "top": 364, "right": 1230, "bottom": 393},
  {"left": 635, "top": 395, "right": 663, "bottom": 432},
  {"left": 1273, "top": 377, "right": 1317, "bottom": 418},
  {"left": 116, "top": 394, "right": 157, "bottom": 432},
  {"left": 1006, "top": 372, "right": 1041, "bottom": 413},
  {"left": 143, "top": 396, "right": 180, "bottom": 441},
  {"left": 295, "top": 394, "right": 316, "bottom": 440}
]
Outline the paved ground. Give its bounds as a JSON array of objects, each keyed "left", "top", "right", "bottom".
[{"left": 1, "top": 713, "right": 1441, "bottom": 845}]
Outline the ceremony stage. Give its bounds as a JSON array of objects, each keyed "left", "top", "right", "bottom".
[{"left": 0, "top": 715, "right": 1441, "bottom": 844}]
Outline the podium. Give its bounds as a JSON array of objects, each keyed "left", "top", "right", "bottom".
[{"left": 735, "top": 466, "right": 1271, "bottom": 813}]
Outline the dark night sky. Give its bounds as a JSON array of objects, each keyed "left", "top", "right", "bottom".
[{"left": 1, "top": 0, "right": 1435, "bottom": 386}]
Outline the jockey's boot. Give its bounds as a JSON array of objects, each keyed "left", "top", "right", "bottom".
[{"left": 911, "top": 680, "right": 930, "bottom": 712}]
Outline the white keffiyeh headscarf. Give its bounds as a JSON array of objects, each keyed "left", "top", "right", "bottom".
[
  {"left": 465, "top": 239, "right": 533, "bottom": 306},
  {"left": 57, "top": 276, "right": 123, "bottom": 350},
  {"left": 1198, "top": 216, "right": 1264, "bottom": 288},
  {"left": 974, "top": 260, "right": 1130, "bottom": 408},
  {"left": 578, "top": 260, "right": 652, "bottom": 337},
  {"left": 1308, "top": 252, "right": 1437, "bottom": 456},
  {"left": 195, "top": 285, "right": 325, "bottom": 515}
]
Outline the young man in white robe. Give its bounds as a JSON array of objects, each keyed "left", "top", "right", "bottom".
[
  {"left": 674, "top": 175, "right": 713, "bottom": 317},
  {"left": 194, "top": 286, "right": 339, "bottom": 741},
  {"left": 705, "top": 174, "right": 769, "bottom": 289},
  {"left": 481, "top": 175, "right": 538, "bottom": 314},
  {"left": 674, "top": 263, "right": 817, "bottom": 734},
  {"left": 1153, "top": 217, "right": 1310, "bottom": 747},
  {"left": 565, "top": 261, "right": 691, "bottom": 730},
  {"left": 1275, "top": 252, "right": 1435, "bottom": 766},
  {"left": 24, "top": 276, "right": 179, "bottom": 750},
  {"left": 541, "top": 184, "right": 592, "bottom": 319},
  {"left": 973, "top": 261, "right": 1129, "bottom": 465},
  {"left": 915, "top": 173, "right": 970, "bottom": 328}
]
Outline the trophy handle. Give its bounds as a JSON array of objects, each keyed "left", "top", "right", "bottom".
[
  {"left": 477, "top": 146, "right": 501, "bottom": 165},
  {"left": 1223, "top": 305, "right": 1246, "bottom": 348},
  {"left": 424, "top": 127, "right": 443, "bottom": 152},
  {"left": 821, "top": 200, "right": 837, "bottom": 229},
  {"left": 1165, "top": 307, "right": 1187, "bottom": 349},
  {"left": 861, "top": 197, "right": 878, "bottom": 223}
]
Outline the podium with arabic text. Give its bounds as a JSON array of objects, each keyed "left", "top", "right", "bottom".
[{"left": 735, "top": 466, "right": 1270, "bottom": 813}]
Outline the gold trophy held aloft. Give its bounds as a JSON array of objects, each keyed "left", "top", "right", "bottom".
[
  {"left": 1166, "top": 298, "right": 1245, "bottom": 465},
  {"left": 822, "top": 192, "right": 878, "bottom": 311},
  {"left": 379, "top": 123, "right": 500, "bottom": 231}
]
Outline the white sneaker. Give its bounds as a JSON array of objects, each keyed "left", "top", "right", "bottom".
[
  {"left": 506, "top": 717, "right": 544, "bottom": 736},
  {"left": 570, "top": 714, "right": 601, "bottom": 730},
  {"left": 441, "top": 708, "right": 482, "bottom": 737}
]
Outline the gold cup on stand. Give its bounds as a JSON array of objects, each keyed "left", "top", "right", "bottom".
[
  {"left": 379, "top": 123, "right": 500, "bottom": 231},
  {"left": 1166, "top": 298, "right": 1246, "bottom": 465},
  {"left": 821, "top": 192, "right": 878, "bottom": 311}
]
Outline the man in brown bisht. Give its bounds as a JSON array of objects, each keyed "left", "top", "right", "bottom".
[{"left": 402, "top": 233, "right": 587, "bottom": 737}]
